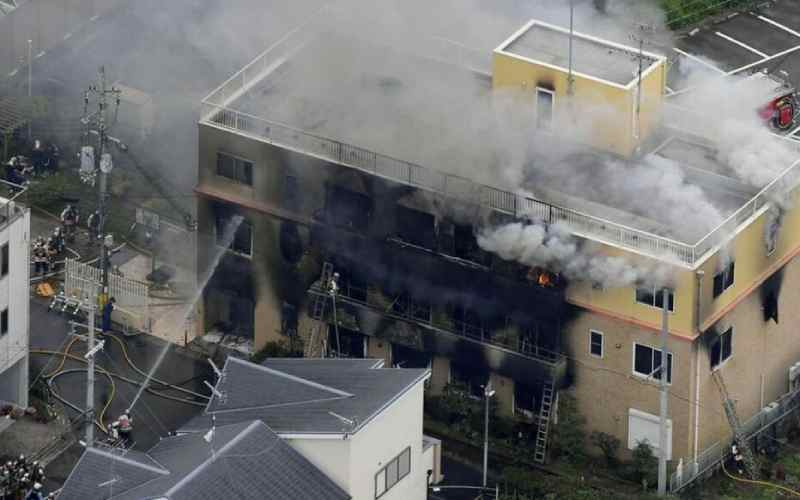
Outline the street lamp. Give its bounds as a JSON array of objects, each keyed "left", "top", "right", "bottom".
[{"left": 482, "top": 381, "right": 496, "bottom": 488}]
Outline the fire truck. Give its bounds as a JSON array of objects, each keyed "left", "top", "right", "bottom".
[{"left": 753, "top": 70, "right": 798, "bottom": 131}]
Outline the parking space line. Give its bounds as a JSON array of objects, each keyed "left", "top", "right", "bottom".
[
  {"left": 757, "top": 15, "right": 800, "bottom": 39},
  {"left": 715, "top": 31, "right": 769, "bottom": 58},
  {"left": 673, "top": 47, "right": 727, "bottom": 74},
  {"left": 728, "top": 44, "right": 800, "bottom": 74}
]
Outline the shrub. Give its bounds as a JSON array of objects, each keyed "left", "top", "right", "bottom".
[
  {"left": 549, "top": 394, "right": 587, "bottom": 464},
  {"left": 590, "top": 431, "right": 621, "bottom": 468},
  {"left": 630, "top": 440, "right": 658, "bottom": 487}
]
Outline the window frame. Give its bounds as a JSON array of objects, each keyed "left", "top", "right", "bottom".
[
  {"left": 632, "top": 342, "right": 673, "bottom": 384},
  {"left": 535, "top": 87, "right": 555, "bottom": 130},
  {"left": 589, "top": 329, "right": 604, "bottom": 359},
  {"left": 1, "top": 308, "right": 8, "bottom": 336},
  {"left": 635, "top": 285, "right": 675, "bottom": 312},
  {"left": 215, "top": 214, "right": 253, "bottom": 258},
  {"left": 0, "top": 243, "right": 8, "bottom": 277},
  {"left": 712, "top": 261, "right": 735, "bottom": 298},
  {"left": 710, "top": 327, "right": 733, "bottom": 370},
  {"left": 375, "top": 447, "right": 411, "bottom": 499},
  {"left": 215, "top": 151, "right": 253, "bottom": 186}
]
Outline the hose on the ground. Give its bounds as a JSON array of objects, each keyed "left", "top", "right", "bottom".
[
  {"left": 104, "top": 333, "right": 209, "bottom": 400},
  {"left": 721, "top": 459, "right": 800, "bottom": 497},
  {"left": 45, "top": 364, "right": 115, "bottom": 434},
  {"left": 31, "top": 349, "right": 207, "bottom": 407}
]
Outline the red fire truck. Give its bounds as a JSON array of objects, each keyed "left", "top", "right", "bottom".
[{"left": 753, "top": 71, "right": 798, "bottom": 131}]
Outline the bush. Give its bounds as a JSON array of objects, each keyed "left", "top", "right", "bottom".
[
  {"left": 630, "top": 440, "right": 658, "bottom": 487},
  {"left": 590, "top": 431, "right": 621, "bottom": 468},
  {"left": 661, "top": 0, "right": 758, "bottom": 29},
  {"left": 549, "top": 394, "right": 587, "bottom": 464}
]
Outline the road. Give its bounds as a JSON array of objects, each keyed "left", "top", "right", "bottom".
[{"left": 29, "top": 298, "right": 212, "bottom": 485}]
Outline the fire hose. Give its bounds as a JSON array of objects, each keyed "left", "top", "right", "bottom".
[{"left": 721, "top": 459, "right": 800, "bottom": 497}]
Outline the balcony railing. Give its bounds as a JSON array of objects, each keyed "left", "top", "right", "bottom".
[
  {"left": 310, "top": 281, "right": 564, "bottom": 366},
  {"left": 201, "top": 16, "right": 800, "bottom": 268}
]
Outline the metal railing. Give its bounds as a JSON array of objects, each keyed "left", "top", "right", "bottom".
[
  {"left": 200, "top": 22, "right": 800, "bottom": 268},
  {"left": 310, "top": 282, "right": 564, "bottom": 366},
  {"left": 670, "top": 389, "right": 800, "bottom": 492}
]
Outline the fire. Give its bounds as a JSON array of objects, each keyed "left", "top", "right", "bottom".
[{"left": 527, "top": 267, "right": 556, "bottom": 288}]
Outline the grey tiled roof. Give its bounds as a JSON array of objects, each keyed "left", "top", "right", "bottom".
[
  {"left": 58, "top": 421, "right": 351, "bottom": 500},
  {"left": 181, "top": 358, "right": 429, "bottom": 435}
]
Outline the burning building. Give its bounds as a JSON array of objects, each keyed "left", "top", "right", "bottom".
[{"left": 195, "top": 9, "right": 800, "bottom": 486}]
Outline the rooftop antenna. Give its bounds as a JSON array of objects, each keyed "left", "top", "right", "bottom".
[
  {"left": 328, "top": 411, "right": 359, "bottom": 438},
  {"left": 629, "top": 23, "right": 655, "bottom": 146},
  {"left": 203, "top": 380, "right": 224, "bottom": 401},
  {"left": 567, "top": 0, "right": 575, "bottom": 97}
]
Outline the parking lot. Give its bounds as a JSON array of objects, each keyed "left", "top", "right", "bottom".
[{"left": 669, "top": 0, "right": 800, "bottom": 139}]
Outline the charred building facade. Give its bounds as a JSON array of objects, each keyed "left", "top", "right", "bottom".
[{"left": 196, "top": 14, "right": 800, "bottom": 484}]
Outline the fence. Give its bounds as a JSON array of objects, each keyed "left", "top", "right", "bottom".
[
  {"left": 670, "top": 389, "right": 800, "bottom": 492},
  {"left": 64, "top": 258, "right": 150, "bottom": 333}
]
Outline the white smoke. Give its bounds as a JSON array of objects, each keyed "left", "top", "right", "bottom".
[{"left": 477, "top": 221, "right": 671, "bottom": 287}]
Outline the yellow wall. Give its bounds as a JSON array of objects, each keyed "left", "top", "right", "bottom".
[{"left": 492, "top": 51, "right": 665, "bottom": 157}]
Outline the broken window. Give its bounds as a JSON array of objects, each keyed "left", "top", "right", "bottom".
[
  {"left": 451, "top": 304, "right": 486, "bottom": 340},
  {"left": 514, "top": 382, "right": 538, "bottom": 417},
  {"left": 394, "top": 205, "right": 436, "bottom": 249},
  {"left": 453, "top": 224, "right": 489, "bottom": 264},
  {"left": 279, "top": 221, "right": 303, "bottom": 264},
  {"left": 450, "top": 362, "right": 488, "bottom": 399},
  {"left": 338, "top": 269, "right": 368, "bottom": 302},
  {"left": 216, "top": 152, "right": 253, "bottom": 186},
  {"left": 764, "top": 291, "right": 779, "bottom": 323},
  {"left": 328, "top": 326, "right": 365, "bottom": 358},
  {"left": 633, "top": 343, "right": 672, "bottom": 383},
  {"left": 710, "top": 328, "right": 733, "bottom": 370},
  {"left": 391, "top": 293, "right": 432, "bottom": 322},
  {"left": 215, "top": 211, "right": 253, "bottom": 256},
  {"left": 391, "top": 344, "right": 431, "bottom": 369},
  {"left": 325, "top": 186, "right": 372, "bottom": 232},
  {"left": 280, "top": 302, "right": 298, "bottom": 337},
  {"left": 536, "top": 87, "right": 555, "bottom": 130},
  {"left": 713, "top": 261, "right": 735, "bottom": 298},
  {"left": 635, "top": 286, "right": 674, "bottom": 312}
]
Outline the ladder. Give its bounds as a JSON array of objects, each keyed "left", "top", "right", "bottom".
[
  {"left": 534, "top": 380, "right": 555, "bottom": 464},
  {"left": 304, "top": 262, "right": 334, "bottom": 358},
  {"left": 711, "top": 370, "right": 759, "bottom": 479}
]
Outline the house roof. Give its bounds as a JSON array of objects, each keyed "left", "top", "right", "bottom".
[
  {"left": 57, "top": 420, "right": 351, "bottom": 500},
  {"left": 181, "top": 357, "right": 429, "bottom": 435}
]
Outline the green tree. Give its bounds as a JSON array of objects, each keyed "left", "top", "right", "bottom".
[
  {"left": 549, "top": 394, "right": 586, "bottom": 464},
  {"left": 590, "top": 431, "right": 621, "bottom": 468}
]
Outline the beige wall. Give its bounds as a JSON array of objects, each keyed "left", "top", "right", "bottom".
[
  {"left": 429, "top": 356, "right": 450, "bottom": 395},
  {"left": 490, "top": 372, "right": 515, "bottom": 418},
  {"left": 563, "top": 309, "right": 695, "bottom": 461}
]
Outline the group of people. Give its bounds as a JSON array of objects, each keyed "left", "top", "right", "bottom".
[
  {"left": 31, "top": 232, "right": 62, "bottom": 277},
  {"left": 4, "top": 139, "right": 59, "bottom": 189},
  {"left": 0, "top": 455, "right": 51, "bottom": 500}
]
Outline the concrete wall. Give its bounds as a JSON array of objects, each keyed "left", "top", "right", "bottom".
[
  {"left": 350, "top": 382, "right": 428, "bottom": 500},
  {"left": 491, "top": 50, "right": 665, "bottom": 157},
  {"left": 0, "top": 209, "right": 30, "bottom": 407},
  {"left": 285, "top": 437, "right": 351, "bottom": 494}
]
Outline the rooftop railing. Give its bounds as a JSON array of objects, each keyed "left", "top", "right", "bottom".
[{"left": 200, "top": 23, "right": 800, "bottom": 268}]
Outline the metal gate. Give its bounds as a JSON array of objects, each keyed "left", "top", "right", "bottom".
[{"left": 64, "top": 258, "right": 151, "bottom": 333}]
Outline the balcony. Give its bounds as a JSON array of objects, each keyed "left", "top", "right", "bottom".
[{"left": 308, "top": 277, "right": 568, "bottom": 386}]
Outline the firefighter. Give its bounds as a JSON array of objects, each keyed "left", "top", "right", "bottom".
[
  {"left": 731, "top": 441, "right": 745, "bottom": 474},
  {"left": 50, "top": 227, "right": 64, "bottom": 255},
  {"left": 60, "top": 205, "right": 79, "bottom": 242},
  {"left": 112, "top": 411, "right": 133, "bottom": 444},
  {"left": 102, "top": 297, "right": 116, "bottom": 334},
  {"left": 32, "top": 240, "right": 48, "bottom": 276},
  {"left": 45, "top": 238, "right": 57, "bottom": 270},
  {"left": 87, "top": 211, "right": 100, "bottom": 241}
]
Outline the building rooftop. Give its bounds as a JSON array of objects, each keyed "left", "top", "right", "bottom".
[
  {"left": 496, "top": 20, "right": 661, "bottom": 87},
  {"left": 181, "top": 357, "right": 429, "bottom": 435},
  {"left": 57, "top": 420, "right": 351, "bottom": 500},
  {"left": 200, "top": 23, "right": 800, "bottom": 268}
]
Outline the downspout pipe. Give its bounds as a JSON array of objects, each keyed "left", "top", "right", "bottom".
[{"left": 693, "top": 270, "right": 705, "bottom": 470}]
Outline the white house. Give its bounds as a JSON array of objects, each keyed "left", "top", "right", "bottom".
[
  {"left": 181, "top": 357, "right": 442, "bottom": 500},
  {"left": 0, "top": 194, "right": 29, "bottom": 408}
]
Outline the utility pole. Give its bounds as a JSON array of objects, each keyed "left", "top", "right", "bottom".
[
  {"left": 83, "top": 67, "right": 121, "bottom": 306},
  {"left": 567, "top": 0, "right": 575, "bottom": 97},
  {"left": 482, "top": 381, "right": 495, "bottom": 488},
  {"left": 85, "top": 289, "right": 97, "bottom": 447},
  {"left": 27, "top": 39, "right": 32, "bottom": 141},
  {"left": 657, "top": 287, "right": 670, "bottom": 496}
]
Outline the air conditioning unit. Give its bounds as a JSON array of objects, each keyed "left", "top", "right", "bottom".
[{"left": 788, "top": 362, "right": 800, "bottom": 392}]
